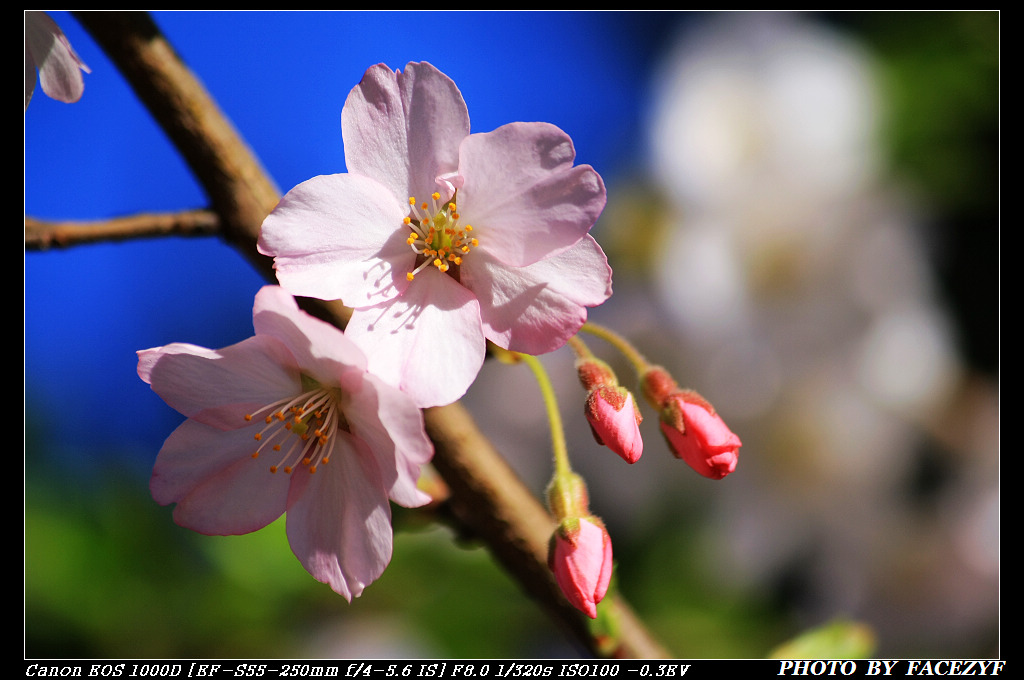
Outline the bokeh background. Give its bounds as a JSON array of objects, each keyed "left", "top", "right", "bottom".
[{"left": 25, "top": 11, "right": 998, "bottom": 659}]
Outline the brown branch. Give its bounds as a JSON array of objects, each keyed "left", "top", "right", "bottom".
[
  {"left": 72, "top": 10, "right": 668, "bottom": 658},
  {"left": 25, "top": 209, "right": 219, "bottom": 250}
]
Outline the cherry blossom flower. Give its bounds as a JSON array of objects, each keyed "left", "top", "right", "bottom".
[
  {"left": 137, "top": 285, "right": 433, "bottom": 600},
  {"left": 258, "top": 61, "right": 611, "bottom": 408},
  {"left": 549, "top": 516, "right": 614, "bottom": 619},
  {"left": 25, "top": 11, "right": 90, "bottom": 110}
]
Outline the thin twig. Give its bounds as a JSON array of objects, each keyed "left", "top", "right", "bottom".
[
  {"left": 25, "top": 209, "right": 219, "bottom": 250},
  {"left": 71, "top": 10, "right": 668, "bottom": 658}
]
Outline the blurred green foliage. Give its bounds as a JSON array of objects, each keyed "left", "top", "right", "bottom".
[
  {"left": 25, "top": 428, "right": 793, "bottom": 658},
  {"left": 769, "top": 619, "right": 877, "bottom": 659},
  {"left": 841, "top": 11, "right": 998, "bottom": 216}
]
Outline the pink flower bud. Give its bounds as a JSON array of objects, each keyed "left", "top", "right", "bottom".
[
  {"left": 549, "top": 517, "right": 613, "bottom": 619},
  {"left": 659, "top": 392, "right": 741, "bottom": 480},
  {"left": 585, "top": 386, "right": 643, "bottom": 464},
  {"left": 641, "top": 367, "right": 741, "bottom": 480}
]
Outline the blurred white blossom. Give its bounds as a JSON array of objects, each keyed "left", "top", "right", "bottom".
[{"left": 646, "top": 12, "right": 995, "bottom": 655}]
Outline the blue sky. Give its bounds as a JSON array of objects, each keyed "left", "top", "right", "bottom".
[{"left": 25, "top": 11, "right": 683, "bottom": 464}]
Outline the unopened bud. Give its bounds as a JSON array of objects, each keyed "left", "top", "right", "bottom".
[
  {"left": 585, "top": 386, "right": 643, "bottom": 464},
  {"left": 641, "top": 367, "right": 741, "bottom": 480},
  {"left": 549, "top": 516, "right": 613, "bottom": 619},
  {"left": 577, "top": 357, "right": 643, "bottom": 463}
]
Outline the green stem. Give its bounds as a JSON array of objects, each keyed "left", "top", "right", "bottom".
[
  {"left": 517, "top": 352, "right": 572, "bottom": 479},
  {"left": 579, "top": 322, "right": 651, "bottom": 376},
  {"left": 566, "top": 334, "right": 593, "bottom": 359}
]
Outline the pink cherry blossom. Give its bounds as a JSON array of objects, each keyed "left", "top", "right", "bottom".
[
  {"left": 25, "top": 11, "right": 90, "bottom": 110},
  {"left": 585, "top": 386, "right": 643, "bottom": 464},
  {"left": 549, "top": 517, "right": 614, "bottom": 619},
  {"left": 137, "top": 285, "right": 433, "bottom": 600},
  {"left": 258, "top": 61, "right": 612, "bottom": 408}
]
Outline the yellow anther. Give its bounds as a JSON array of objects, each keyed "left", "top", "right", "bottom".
[
  {"left": 465, "top": 225, "right": 473, "bottom": 231},
  {"left": 309, "top": 466, "right": 317, "bottom": 474},
  {"left": 431, "top": 192, "right": 441, "bottom": 200},
  {"left": 409, "top": 196, "right": 416, "bottom": 205},
  {"left": 244, "top": 414, "right": 253, "bottom": 421},
  {"left": 403, "top": 216, "right": 412, "bottom": 225},
  {"left": 471, "top": 238, "right": 479, "bottom": 247},
  {"left": 406, "top": 272, "right": 415, "bottom": 281},
  {"left": 254, "top": 433, "right": 262, "bottom": 441},
  {"left": 433, "top": 258, "right": 443, "bottom": 268}
]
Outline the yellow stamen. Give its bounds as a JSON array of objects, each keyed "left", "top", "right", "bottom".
[
  {"left": 403, "top": 192, "right": 480, "bottom": 279},
  {"left": 244, "top": 386, "right": 341, "bottom": 476}
]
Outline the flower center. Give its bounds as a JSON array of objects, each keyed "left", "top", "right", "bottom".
[
  {"left": 404, "top": 192, "right": 479, "bottom": 281},
  {"left": 243, "top": 378, "right": 347, "bottom": 475}
]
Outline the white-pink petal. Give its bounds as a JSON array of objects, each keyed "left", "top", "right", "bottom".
[
  {"left": 462, "top": 235, "right": 612, "bottom": 355},
  {"left": 345, "top": 268, "right": 486, "bottom": 408},
  {"left": 138, "top": 337, "right": 300, "bottom": 430},
  {"left": 457, "top": 122, "right": 607, "bottom": 267},
  {"left": 151, "top": 420, "right": 292, "bottom": 535},
  {"left": 257, "top": 173, "right": 412, "bottom": 307},
  {"left": 251, "top": 284, "right": 369, "bottom": 391},
  {"left": 345, "top": 371, "right": 433, "bottom": 508},
  {"left": 342, "top": 62, "right": 469, "bottom": 205},
  {"left": 285, "top": 432, "right": 393, "bottom": 601},
  {"left": 25, "top": 11, "right": 90, "bottom": 109}
]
